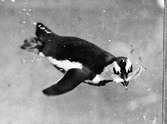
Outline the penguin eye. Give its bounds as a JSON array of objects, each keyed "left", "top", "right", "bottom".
[{"left": 113, "top": 67, "right": 120, "bottom": 75}]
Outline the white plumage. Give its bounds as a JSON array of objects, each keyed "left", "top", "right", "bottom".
[
  {"left": 47, "top": 57, "right": 83, "bottom": 71},
  {"left": 125, "top": 59, "right": 132, "bottom": 72}
]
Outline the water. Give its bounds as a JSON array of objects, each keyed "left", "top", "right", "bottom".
[{"left": 0, "top": 0, "right": 163, "bottom": 124}]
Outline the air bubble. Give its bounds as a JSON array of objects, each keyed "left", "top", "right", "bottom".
[
  {"left": 19, "top": 6, "right": 33, "bottom": 25},
  {"left": 11, "top": 0, "right": 15, "bottom": 2},
  {"left": 26, "top": 12, "right": 31, "bottom": 16},
  {"left": 20, "top": 20, "right": 26, "bottom": 24},
  {"left": 28, "top": 8, "right": 32, "bottom": 12},
  {"left": 21, "top": 8, "right": 32, "bottom": 16},
  {"left": 146, "top": 88, "right": 151, "bottom": 92},
  {"left": 143, "top": 114, "right": 147, "bottom": 121},
  {"left": 152, "top": 117, "right": 157, "bottom": 124},
  {"left": 33, "top": 22, "right": 37, "bottom": 25},
  {"left": 22, "top": 8, "right": 27, "bottom": 12},
  {"left": 102, "top": 9, "right": 106, "bottom": 13}
]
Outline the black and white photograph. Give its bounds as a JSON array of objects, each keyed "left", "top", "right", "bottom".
[{"left": 0, "top": 0, "right": 165, "bottom": 124}]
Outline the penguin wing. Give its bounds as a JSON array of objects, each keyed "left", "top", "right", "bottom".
[{"left": 42, "top": 68, "right": 92, "bottom": 96}]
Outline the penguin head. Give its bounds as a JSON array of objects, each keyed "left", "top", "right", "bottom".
[{"left": 112, "top": 57, "right": 133, "bottom": 88}]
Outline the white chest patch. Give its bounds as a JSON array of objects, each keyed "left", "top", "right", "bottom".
[
  {"left": 47, "top": 57, "right": 83, "bottom": 71},
  {"left": 39, "top": 52, "right": 83, "bottom": 71}
]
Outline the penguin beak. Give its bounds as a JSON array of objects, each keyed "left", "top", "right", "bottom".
[{"left": 121, "top": 81, "right": 129, "bottom": 89}]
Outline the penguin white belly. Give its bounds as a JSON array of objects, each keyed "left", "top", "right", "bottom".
[
  {"left": 39, "top": 52, "right": 83, "bottom": 71},
  {"left": 47, "top": 57, "right": 83, "bottom": 71}
]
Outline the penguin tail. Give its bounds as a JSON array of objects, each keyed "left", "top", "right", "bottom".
[{"left": 35, "top": 22, "right": 57, "bottom": 41}]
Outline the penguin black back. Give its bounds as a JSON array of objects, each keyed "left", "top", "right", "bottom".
[{"left": 35, "top": 22, "right": 115, "bottom": 74}]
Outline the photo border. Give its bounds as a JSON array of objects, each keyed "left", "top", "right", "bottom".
[{"left": 163, "top": 0, "right": 167, "bottom": 124}]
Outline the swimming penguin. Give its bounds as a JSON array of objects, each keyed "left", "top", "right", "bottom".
[{"left": 20, "top": 22, "right": 133, "bottom": 96}]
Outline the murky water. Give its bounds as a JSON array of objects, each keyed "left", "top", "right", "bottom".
[{"left": 0, "top": 0, "right": 163, "bottom": 124}]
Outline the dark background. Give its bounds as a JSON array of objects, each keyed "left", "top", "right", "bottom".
[{"left": 0, "top": 0, "right": 163, "bottom": 124}]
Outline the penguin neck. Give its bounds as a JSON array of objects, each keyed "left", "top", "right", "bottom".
[{"left": 106, "top": 55, "right": 117, "bottom": 65}]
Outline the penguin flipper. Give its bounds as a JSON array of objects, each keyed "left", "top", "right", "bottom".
[{"left": 42, "top": 68, "right": 92, "bottom": 96}]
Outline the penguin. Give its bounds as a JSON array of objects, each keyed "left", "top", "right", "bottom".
[{"left": 20, "top": 22, "right": 133, "bottom": 96}]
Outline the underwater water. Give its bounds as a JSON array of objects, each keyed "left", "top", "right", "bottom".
[{"left": 0, "top": 0, "right": 163, "bottom": 124}]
